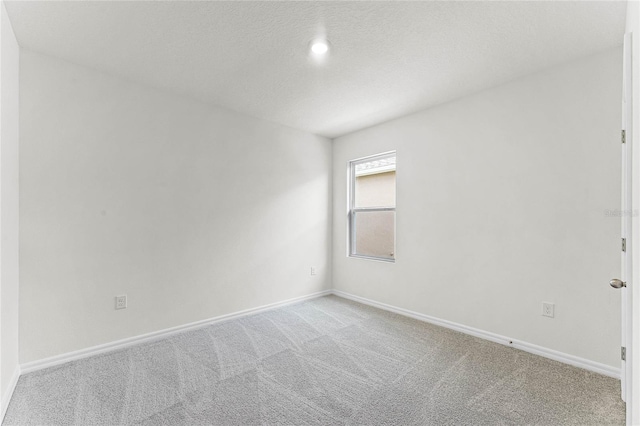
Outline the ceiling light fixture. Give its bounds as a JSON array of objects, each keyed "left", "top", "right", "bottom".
[{"left": 310, "top": 39, "right": 329, "bottom": 55}]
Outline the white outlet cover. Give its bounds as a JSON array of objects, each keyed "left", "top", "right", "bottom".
[
  {"left": 542, "top": 302, "right": 554, "bottom": 318},
  {"left": 115, "top": 295, "right": 127, "bottom": 310},
  {"left": 310, "top": 267, "right": 317, "bottom": 276}
]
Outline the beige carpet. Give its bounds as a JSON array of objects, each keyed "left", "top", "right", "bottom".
[{"left": 4, "top": 295, "right": 625, "bottom": 425}]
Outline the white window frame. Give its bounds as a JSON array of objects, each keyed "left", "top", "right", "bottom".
[{"left": 348, "top": 151, "right": 396, "bottom": 262}]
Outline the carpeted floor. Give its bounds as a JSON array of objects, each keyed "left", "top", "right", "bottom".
[{"left": 4, "top": 295, "right": 625, "bottom": 425}]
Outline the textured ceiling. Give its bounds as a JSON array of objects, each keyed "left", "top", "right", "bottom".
[{"left": 4, "top": 1, "right": 627, "bottom": 138}]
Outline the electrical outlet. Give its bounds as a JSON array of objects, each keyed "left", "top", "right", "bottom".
[
  {"left": 542, "top": 302, "right": 554, "bottom": 318},
  {"left": 310, "top": 267, "right": 317, "bottom": 276},
  {"left": 115, "top": 295, "right": 127, "bottom": 310}
]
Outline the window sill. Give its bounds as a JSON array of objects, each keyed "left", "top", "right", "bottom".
[{"left": 348, "top": 254, "right": 395, "bottom": 263}]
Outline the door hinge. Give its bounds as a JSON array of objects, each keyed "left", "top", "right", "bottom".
[
  {"left": 622, "top": 129, "right": 626, "bottom": 144},
  {"left": 622, "top": 347, "right": 626, "bottom": 361},
  {"left": 622, "top": 238, "right": 626, "bottom": 252}
]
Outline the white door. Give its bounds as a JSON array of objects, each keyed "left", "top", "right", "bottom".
[{"left": 615, "top": 32, "right": 633, "bottom": 405}]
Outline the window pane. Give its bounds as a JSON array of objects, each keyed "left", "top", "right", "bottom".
[
  {"left": 354, "top": 156, "right": 396, "bottom": 208},
  {"left": 353, "top": 210, "right": 395, "bottom": 260}
]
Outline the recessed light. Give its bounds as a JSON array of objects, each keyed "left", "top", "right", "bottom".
[{"left": 311, "top": 40, "right": 329, "bottom": 55}]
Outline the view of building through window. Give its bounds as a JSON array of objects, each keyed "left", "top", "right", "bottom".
[{"left": 349, "top": 153, "right": 396, "bottom": 261}]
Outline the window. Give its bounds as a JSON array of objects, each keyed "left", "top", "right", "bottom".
[{"left": 348, "top": 152, "right": 396, "bottom": 262}]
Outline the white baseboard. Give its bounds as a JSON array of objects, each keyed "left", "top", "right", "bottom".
[
  {"left": 331, "top": 289, "right": 620, "bottom": 379},
  {"left": 18, "top": 287, "right": 620, "bottom": 381},
  {"left": 1, "top": 365, "right": 21, "bottom": 422},
  {"left": 21, "top": 289, "right": 332, "bottom": 375}
]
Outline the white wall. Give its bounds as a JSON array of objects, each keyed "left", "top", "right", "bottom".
[
  {"left": 19, "top": 50, "right": 332, "bottom": 363},
  {"left": 626, "top": 0, "right": 639, "bottom": 423},
  {"left": 333, "top": 47, "right": 623, "bottom": 368},
  {"left": 0, "top": 0, "right": 20, "bottom": 417}
]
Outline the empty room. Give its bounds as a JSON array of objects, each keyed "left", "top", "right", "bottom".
[{"left": 0, "top": 0, "right": 639, "bottom": 425}]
